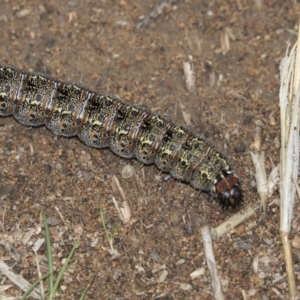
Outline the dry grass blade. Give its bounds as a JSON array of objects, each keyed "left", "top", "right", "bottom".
[
  {"left": 250, "top": 150, "right": 269, "bottom": 215},
  {"left": 99, "top": 206, "right": 120, "bottom": 259},
  {"left": 250, "top": 120, "right": 280, "bottom": 217},
  {"left": 21, "top": 272, "right": 50, "bottom": 300},
  {"left": 112, "top": 196, "right": 131, "bottom": 224},
  {"left": 0, "top": 259, "right": 40, "bottom": 299},
  {"left": 201, "top": 226, "right": 224, "bottom": 300},
  {"left": 0, "top": 284, "right": 15, "bottom": 300},
  {"left": 136, "top": 0, "right": 177, "bottom": 29},
  {"left": 250, "top": 119, "right": 280, "bottom": 218},
  {"left": 111, "top": 175, "right": 131, "bottom": 224},
  {"left": 183, "top": 56, "right": 196, "bottom": 92},
  {"left": 278, "top": 22, "right": 300, "bottom": 299}
]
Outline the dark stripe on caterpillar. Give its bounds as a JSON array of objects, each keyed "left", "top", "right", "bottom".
[{"left": 0, "top": 65, "right": 242, "bottom": 208}]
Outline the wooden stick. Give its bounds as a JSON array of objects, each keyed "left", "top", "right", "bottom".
[{"left": 211, "top": 206, "right": 257, "bottom": 240}]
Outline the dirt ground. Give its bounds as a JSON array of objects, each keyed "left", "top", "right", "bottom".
[{"left": 0, "top": 0, "right": 299, "bottom": 299}]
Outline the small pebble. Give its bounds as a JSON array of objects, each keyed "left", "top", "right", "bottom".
[
  {"left": 3, "top": 149, "right": 12, "bottom": 156},
  {"left": 180, "top": 283, "right": 192, "bottom": 291},
  {"left": 16, "top": 9, "right": 30, "bottom": 18},
  {"left": 74, "top": 225, "right": 83, "bottom": 234},
  {"left": 121, "top": 164, "right": 134, "bottom": 179},
  {"left": 292, "top": 236, "right": 300, "bottom": 249},
  {"left": 44, "top": 164, "right": 52, "bottom": 173},
  {"left": 235, "top": 142, "right": 246, "bottom": 153},
  {"left": 236, "top": 239, "right": 253, "bottom": 250},
  {"left": 79, "top": 151, "right": 91, "bottom": 163},
  {"left": 175, "top": 259, "right": 185, "bottom": 265},
  {"left": 236, "top": 224, "right": 245, "bottom": 236},
  {"left": 190, "top": 268, "right": 205, "bottom": 279},
  {"left": 157, "top": 270, "right": 168, "bottom": 283}
]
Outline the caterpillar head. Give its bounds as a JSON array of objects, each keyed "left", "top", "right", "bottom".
[{"left": 215, "top": 171, "right": 242, "bottom": 208}]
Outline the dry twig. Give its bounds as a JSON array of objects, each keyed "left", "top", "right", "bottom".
[{"left": 211, "top": 206, "right": 257, "bottom": 240}]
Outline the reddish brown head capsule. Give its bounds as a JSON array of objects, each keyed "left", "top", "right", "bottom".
[{"left": 215, "top": 172, "right": 242, "bottom": 208}]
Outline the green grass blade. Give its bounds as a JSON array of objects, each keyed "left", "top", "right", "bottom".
[
  {"left": 42, "top": 210, "right": 54, "bottom": 294},
  {"left": 42, "top": 211, "right": 53, "bottom": 294},
  {"left": 100, "top": 206, "right": 111, "bottom": 241},
  {"left": 49, "top": 242, "right": 78, "bottom": 300},
  {"left": 21, "top": 272, "right": 50, "bottom": 300},
  {"left": 79, "top": 276, "right": 94, "bottom": 300}
]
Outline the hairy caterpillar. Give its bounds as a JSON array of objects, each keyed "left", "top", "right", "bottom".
[{"left": 0, "top": 66, "right": 242, "bottom": 207}]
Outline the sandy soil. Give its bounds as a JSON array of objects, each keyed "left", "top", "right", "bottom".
[{"left": 0, "top": 1, "right": 299, "bottom": 299}]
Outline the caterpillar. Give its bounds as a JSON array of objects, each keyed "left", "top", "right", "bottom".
[{"left": 0, "top": 65, "right": 242, "bottom": 208}]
